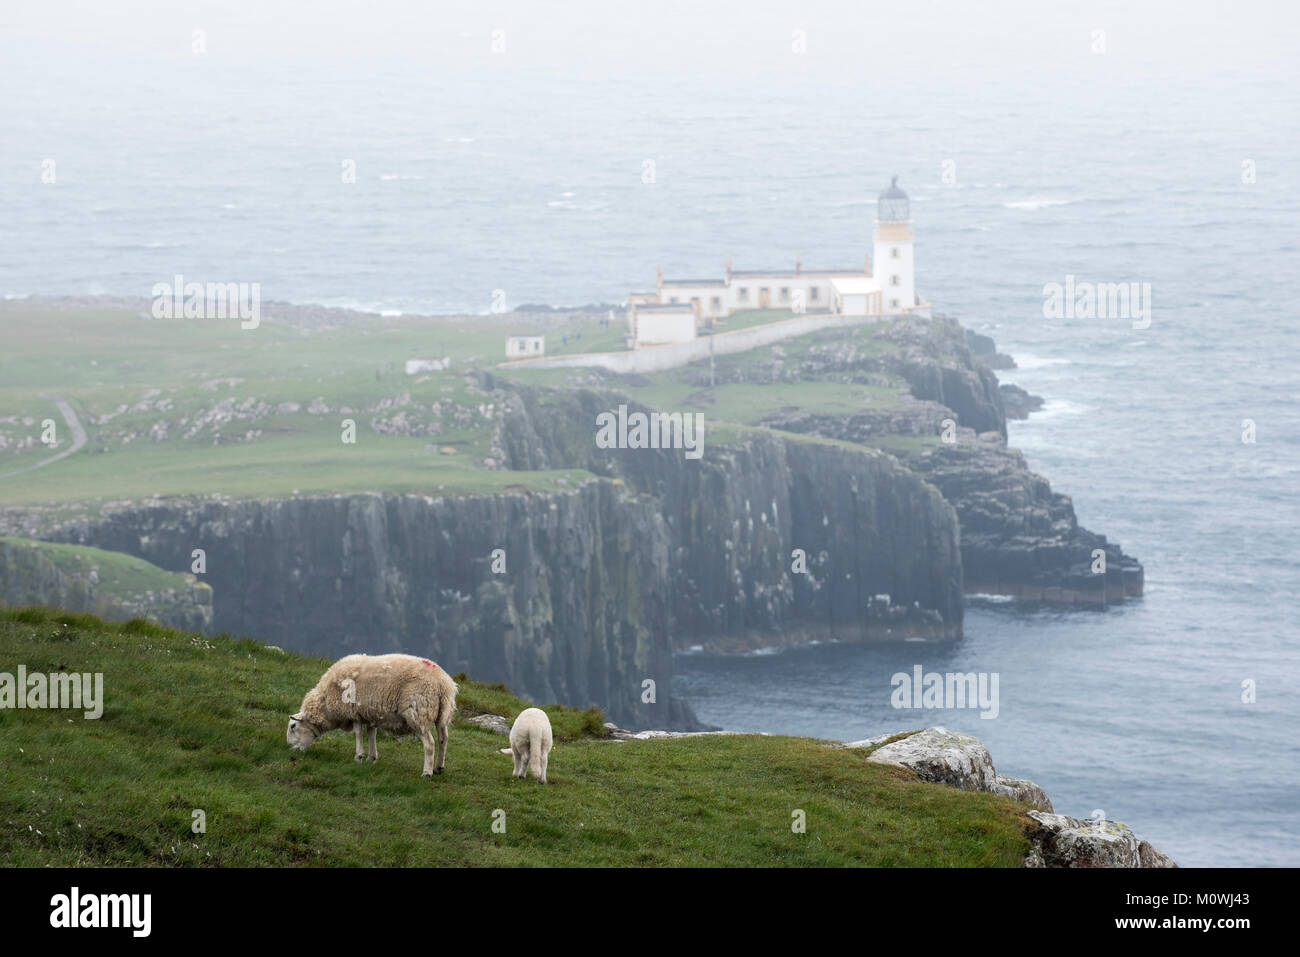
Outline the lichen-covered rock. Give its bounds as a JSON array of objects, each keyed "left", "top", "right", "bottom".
[
  {"left": 1025, "top": 811, "right": 1177, "bottom": 868},
  {"left": 865, "top": 727, "right": 1000, "bottom": 792},
  {"left": 464, "top": 713, "right": 510, "bottom": 735},
  {"left": 858, "top": 727, "right": 1050, "bottom": 811},
  {"left": 992, "top": 774, "right": 1053, "bottom": 813},
  {"left": 1138, "top": 840, "right": 1178, "bottom": 868}
]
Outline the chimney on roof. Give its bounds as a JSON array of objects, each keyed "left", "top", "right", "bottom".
[
  {"left": 864, "top": 253, "right": 872, "bottom": 276},
  {"left": 725, "top": 256, "right": 732, "bottom": 281},
  {"left": 656, "top": 266, "right": 663, "bottom": 291},
  {"left": 795, "top": 254, "right": 802, "bottom": 275}
]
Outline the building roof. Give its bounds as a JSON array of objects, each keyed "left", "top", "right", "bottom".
[
  {"left": 661, "top": 278, "right": 727, "bottom": 287},
  {"left": 636, "top": 303, "right": 696, "bottom": 313},
  {"left": 507, "top": 333, "right": 545, "bottom": 340},
  {"left": 730, "top": 269, "right": 865, "bottom": 278}
]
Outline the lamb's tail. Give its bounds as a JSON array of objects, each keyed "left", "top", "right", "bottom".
[{"left": 527, "top": 727, "right": 544, "bottom": 779}]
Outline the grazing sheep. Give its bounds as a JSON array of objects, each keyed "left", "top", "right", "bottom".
[
  {"left": 286, "top": 654, "right": 457, "bottom": 777},
  {"left": 509, "top": 707, "right": 554, "bottom": 783}
]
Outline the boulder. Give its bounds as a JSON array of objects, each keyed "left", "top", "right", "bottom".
[
  {"left": 1025, "top": 811, "right": 1177, "bottom": 868},
  {"left": 464, "top": 713, "right": 510, "bottom": 735}
]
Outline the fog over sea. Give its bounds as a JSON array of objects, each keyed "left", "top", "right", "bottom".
[{"left": 2, "top": 2, "right": 1297, "bottom": 865}]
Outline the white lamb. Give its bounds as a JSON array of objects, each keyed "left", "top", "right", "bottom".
[
  {"left": 286, "top": 653, "right": 458, "bottom": 777},
  {"left": 509, "top": 707, "right": 554, "bottom": 783}
]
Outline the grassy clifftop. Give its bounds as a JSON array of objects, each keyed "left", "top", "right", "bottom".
[{"left": 0, "top": 606, "right": 1033, "bottom": 867}]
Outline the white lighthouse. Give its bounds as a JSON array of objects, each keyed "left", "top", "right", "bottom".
[{"left": 873, "top": 176, "right": 914, "bottom": 314}]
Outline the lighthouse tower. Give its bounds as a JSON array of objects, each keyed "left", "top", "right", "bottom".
[{"left": 873, "top": 176, "right": 914, "bottom": 314}]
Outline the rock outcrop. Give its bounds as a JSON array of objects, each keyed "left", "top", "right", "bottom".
[
  {"left": 498, "top": 387, "right": 964, "bottom": 647},
  {"left": 856, "top": 726, "right": 1053, "bottom": 812},
  {"left": 1025, "top": 812, "right": 1178, "bottom": 868},
  {"left": 909, "top": 443, "right": 1144, "bottom": 604},
  {"left": 0, "top": 537, "right": 212, "bottom": 631},
  {"left": 847, "top": 726, "right": 1172, "bottom": 866},
  {"left": 998, "top": 383, "right": 1044, "bottom": 420},
  {"left": 673, "top": 315, "right": 1143, "bottom": 604}
]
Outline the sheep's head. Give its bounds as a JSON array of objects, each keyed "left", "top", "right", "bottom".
[{"left": 286, "top": 712, "right": 321, "bottom": 750}]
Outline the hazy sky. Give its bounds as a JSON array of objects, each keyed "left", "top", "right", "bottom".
[{"left": 2, "top": 0, "right": 1296, "bottom": 84}]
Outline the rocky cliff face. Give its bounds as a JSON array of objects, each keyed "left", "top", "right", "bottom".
[
  {"left": 498, "top": 387, "right": 964, "bottom": 648},
  {"left": 909, "top": 443, "right": 1143, "bottom": 603},
  {"left": 702, "top": 316, "right": 1143, "bottom": 603},
  {"left": 34, "top": 483, "right": 691, "bottom": 729},
  {"left": 22, "top": 390, "right": 965, "bottom": 727}
]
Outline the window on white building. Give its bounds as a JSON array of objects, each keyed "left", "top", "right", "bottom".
[
  {"left": 711, "top": 296, "right": 722, "bottom": 311},
  {"left": 890, "top": 298, "right": 899, "bottom": 309},
  {"left": 891, "top": 247, "right": 900, "bottom": 258},
  {"left": 890, "top": 275, "right": 899, "bottom": 286},
  {"left": 810, "top": 287, "right": 819, "bottom": 301},
  {"left": 780, "top": 287, "right": 790, "bottom": 301},
  {"left": 739, "top": 288, "right": 749, "bottom": 302}
]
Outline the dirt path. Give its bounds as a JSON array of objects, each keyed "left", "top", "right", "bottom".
[{"left": 0, "top": 394, "right": 88, "bottom": 480}]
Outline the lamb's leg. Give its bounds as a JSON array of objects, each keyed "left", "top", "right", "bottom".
[
  {"left": 367, "top": 725, "right": 378, "bottom": 762},
  {"left": 512, "top": 745, "right": 525, "bottom": 778},
  {"left": 539, "top": 747, "right": 548, "bottom": 785},
  {"left": 435, "top": 722, "right": 448, "bottom": 773},
  {"left": 353, "top": 721, "right": 365, "bottom": 762}
]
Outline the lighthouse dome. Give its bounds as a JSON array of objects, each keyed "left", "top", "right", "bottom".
[{"left": 877, "top": 176, "right": 910, "bottom": 223}]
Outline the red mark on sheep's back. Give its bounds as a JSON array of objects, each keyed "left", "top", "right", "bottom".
[{"left": 422, "top": 658, "right": 437, "bottom": 668}]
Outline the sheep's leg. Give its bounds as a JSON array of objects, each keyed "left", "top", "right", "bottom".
[
  {"left": 435, "top": 722, "right": 448, "bottom": 773},
  {"left": 511, "top": 746, "right": 524, "bottom": 778},
  {"left": 418, "top": 727, "right": 437, "bottom": 777},
  {"left": 367, "top": 725, "right": 378, "bottom": 762},
  {"left": 539, "top": 747, "right": 548, "bottom": 785},
  {"left": 353, "top": 721, "right": 366, "bottom": 762}
]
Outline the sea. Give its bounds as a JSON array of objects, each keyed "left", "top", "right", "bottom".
[{"left": 1, "top": 1, "right": 1296, "bottom": 866}]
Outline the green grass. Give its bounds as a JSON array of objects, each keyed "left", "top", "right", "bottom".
[
  {"left": 0, "top": 303, "right": 604, "bottom": 505},
  {"left": 0, "top": 303, "right": 940, "bottom": 508},
  {"left": 0, "top": 538, "right": 193, "bottom": 606},
  {"left": 0, "top": 606, "right": 1035, "bottom": 866}
]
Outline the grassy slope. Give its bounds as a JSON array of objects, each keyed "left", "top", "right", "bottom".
[
  {"left": 0, "top": 537, "right": 192, "bottom": 605},
  {"left": 0, "top": 607, "right": 1033, "bottom": 867},
  {"left": 0, "top": 304, "right": 595, "bottom": 506},
  {"left": 0, "top": 304, "right": 938, "bottom": 510}
]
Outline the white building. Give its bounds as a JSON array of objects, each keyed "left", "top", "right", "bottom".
[
  {"left": 505, "top": 334, "right": 545, "bottom": 358},
  {"left": 625, "top": 177, "right": 925, "bottom": 347},
  {"left": 632, "top": 303, "right": 697, "bottom": 345},
  {"left": 831, "top": 276, "right": 882, "bottom": 316}
]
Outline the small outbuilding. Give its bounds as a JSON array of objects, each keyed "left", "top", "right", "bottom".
[
  {"left": 506, "top": 334, "right": 546, "bottom": 359},
  {"left": 830, "top": 276, "right": 882, "bottom": 317},
  {"left": 632, "top": 303, "right": 697, "bottom": 346}
]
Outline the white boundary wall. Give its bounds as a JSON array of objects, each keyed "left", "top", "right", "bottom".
[{"left": 497, "top": 309, "right": 926, "bottom": 375}]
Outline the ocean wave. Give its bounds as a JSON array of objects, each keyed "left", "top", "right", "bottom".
[
  {"left": 1011, "top": 353, "right": 1072, "bottom": 370},
  {"left": 1025, "top": 398, "right": 1088, "bottom": 419},
  {"left": 1003, "top": 198, "right": 1077, "bottom": 210}
]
